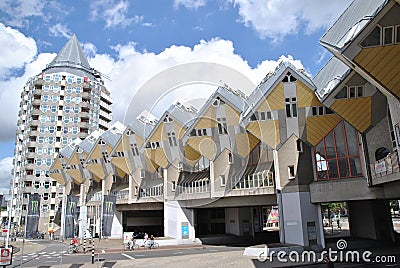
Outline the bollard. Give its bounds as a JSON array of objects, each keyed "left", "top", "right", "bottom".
[
  {"left": 83, "top": 233, "right": 86, "bottom": 253},
  {"left": 91, "top": 237, "right": 95, "bottom": 264}
]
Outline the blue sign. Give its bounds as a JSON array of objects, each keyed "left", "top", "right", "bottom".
[{"left": 181, "top": 223, "right": 189, "bottom": 239}]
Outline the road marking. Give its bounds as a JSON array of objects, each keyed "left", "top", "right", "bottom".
[
  {"left": 47, "top": 256, "right": 52, "bottom": 258},
  {"left": 122, "top": 253, "right": 135, "bottom": 260},
  {"left": 39, "top": 252, "right": 47, "bottom": 255}
]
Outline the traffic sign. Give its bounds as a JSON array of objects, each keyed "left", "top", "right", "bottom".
[{"left": 0, "top": 247, "right": 13, "bottom": 266}]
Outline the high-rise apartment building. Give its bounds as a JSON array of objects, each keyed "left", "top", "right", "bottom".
[{"left": 10, "top": 35, "right": 112, "bottom": 232}]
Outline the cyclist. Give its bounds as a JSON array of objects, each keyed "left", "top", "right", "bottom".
[
  {"left": 72, "top": 236, "right": 79, "bottom": 246},
  {"left": 147, "top": 235, "right": 155, "bottom": 249}
]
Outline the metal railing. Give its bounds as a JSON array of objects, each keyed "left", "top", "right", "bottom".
[
  {"left": 177, "top": 179, "right": 210, "bottom": 194},
  {"left": 230, "top": 169, "right": 274, "bottom": 190},
  {"left": 370, "top": 151, "right": 400, "bottom": 179}
]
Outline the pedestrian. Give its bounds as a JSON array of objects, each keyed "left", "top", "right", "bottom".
[
  {"left": 337, "top": 219, "right": 341, "bottom": 230},
  {"left": 144, "top": 232, "right": 148, "bottom": 241}
]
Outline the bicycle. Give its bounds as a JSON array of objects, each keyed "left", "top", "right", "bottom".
[
  {"left": 124, "top": 239, "right": 139, "bottom": 250},
  {"left": 68, "top": 243, "right": 85, "bottom": 254},
  {"left": 144, "top": 240, "right": 159, "bottom": 249}
]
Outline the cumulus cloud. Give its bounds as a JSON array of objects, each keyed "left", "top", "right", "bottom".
[
  {"left": 88, "top": 37, "right": 306, "bottom": 124},
  {"left": 229, "top": 0, "right": 350, "bottom": 42},
  {"left": 0, "top": 157, "right": 13, "bottom": 197},
  {"left": 0, "top": 0, "right": 68, "bottom": 28},
  {"left": 0, "top": 0, "right": 45, "bottom": 27},
  {"left": 49, "top": 23, "right": 72, "bottom": 38},
  {"left": 0, "top": 23, "right": 37, "bottom": 79},
  {"left": 89, "top": 0, "right": 143, "bottom": 29},
  {"left": 0, "top": 26, "right": 307, "bottom": 143},
  {"left": 174, "top": 0, "right": 207, "bottom": 10}
]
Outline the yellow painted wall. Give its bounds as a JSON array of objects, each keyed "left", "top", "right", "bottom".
[
  {"left": 297, "top": 80, "right": 321, "bottom": 107},
  {"left": 306, "top": 114, "right": 341, "bottom": 146},
  {"left": 264, "top": 83, "right": 284, "bottom": 111},
  {"left": 50, "top": 173, "right": 64, "bottom": 184},
  {"left": 355, "top": 45, "right": 400, "bottom": 97},
  {"left": 149, "top": 124, "right": 163, "bottom": 142},
  {"left": 225, "top": 103, "right": 240, "bottom": 126},
  {"left": 247, "top": 120, "right": 280, "bottom": 148},
  {"left": 69, "top": 153, "right": 80, "bottom": 165},
  {"left": 111, "top": 157, "right": 132, "bottom": 174},
  {"left": 52, "top": 158, "right": 62, "bottom": 170},
  {"left": 66, "top": 169, "right": 83, "bottom": 184},
  {"left": 89, "top": 145, "right": 102, "bottom": 160},
  {"left": 331, "top": 97, "right": 371, "bottom": 133},
  {"left": 183, "top": 145, "right": 201, "bottom": 166},
  {"left": 86, "top": 164, "right": 105, "bottom": 180},
  {"left": 235, "top": 132, "right": 260, "bottom": 158},
  {"left": 194, "top": 106, "right": 217, "bottom": 129}
]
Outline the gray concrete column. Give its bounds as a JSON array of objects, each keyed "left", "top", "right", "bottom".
[{"left": 348, "top": 200, "right": 395, "bottom": 243}]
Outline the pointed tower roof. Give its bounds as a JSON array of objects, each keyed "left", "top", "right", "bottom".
[{"left": 43, "top": 34, "right": 99, "bottom": 78}]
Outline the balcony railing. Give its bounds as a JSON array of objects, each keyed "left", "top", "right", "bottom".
[
  {"left": 370, "top": 151, "right": 400, "bottom": 179},
  {"left": 177, "top": 179, "right": 210, "bottom": 194},
  {"left": 230, "top": 163, "right": 274, "bottom": 190},
  {"left": 138, "top": 184, "right": 163, "bottom": 198},
  {"left": 111, "top": 189, "right": 129, "bottom": 200}
]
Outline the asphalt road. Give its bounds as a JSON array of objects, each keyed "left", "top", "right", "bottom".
[{"left": 10, "top": 240, "right": 245, "bottom": 267}]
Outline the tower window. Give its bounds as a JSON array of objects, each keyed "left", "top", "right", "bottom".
[
  {"left": 217, "top": 118, "right": 228, "bottom": 135},
  {"left": 285, "top": 97, "right": 297, "bottom": 118}
]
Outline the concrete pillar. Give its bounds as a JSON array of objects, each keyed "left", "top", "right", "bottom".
[
  {"left": 110, "top": 210, "right": 123, "bottom": 239},
  {"left": 210, "top": 161, "right": 215, "bottom": 198},
  {"left": 128, "top": 174, "right": 133, "bottom": 201},
  {"left": 102, "top": 174, "right": 113, "bottom": 195},
  {"left": 279, "top": 191, "right": 324, "bottom": 250},
  {"left": 164, "top": 201, "right": 196, "bottom": 242},
  {"left": 78, "top": 205, "right": 87, "bottom": 239},
  {"left": 60, "top": 182, "right": 72, "bottom": 240},
  {"left": 348, "top": 200, "right": 395, "bottom": 243}
]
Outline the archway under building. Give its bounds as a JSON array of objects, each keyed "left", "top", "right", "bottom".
[
  {"left": 122, "top": 210, "right": 164, "bottom": 237},
  {"left": 195, "top": 206, "right": 279, "bottom": 246},
  {"left": 322, "top": 200, "right": 397, "bottom": 248}
]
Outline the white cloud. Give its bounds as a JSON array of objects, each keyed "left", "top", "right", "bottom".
[
  {"left": 0, "top": 0, "right": 45, "bottom": 27},
  {"left": 0, "top": 23, "right": 37, "bottom": 79},
  {"left": 174, "top": 0, "right": 207, "bottom": 10},
  {"left": 229, "top": 0, "right": 350, "bottom": 42},
  {"left": 0, "top": 24, "right": 54, "bottom": 140},
  {"left": 0, "top": 157, "right": 13, "bottom": 196},
  {"left": 89, "top": 0, "right": 143, "bottom": 29},
  {"left": 89, "top": 37, "right": 306, "bottom": 124},
  {"left": 0, "top": 0, "right": 68, "bottom": 28},
  {"left": 49, "top": 23, "right": 72, "bottom": 38},
  {"left": 0, "top": 26, "right": 308, "bottom": 195},
  {"left": 82, "top": 42, "right": 98, "bottom": 58},
  {"left": 0, "top": 26, "right": 307, "bottom": 142}
]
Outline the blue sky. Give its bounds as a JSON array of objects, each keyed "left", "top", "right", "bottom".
[{"left": 0, "top": 0, "right": 351, "bottom": 194}]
